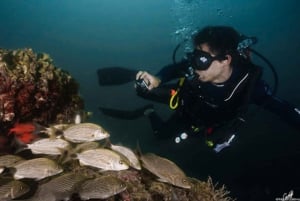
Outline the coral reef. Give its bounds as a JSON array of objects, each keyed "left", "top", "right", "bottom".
[{"left": 0, "top": 48, "right": 84, "bottom": 152}]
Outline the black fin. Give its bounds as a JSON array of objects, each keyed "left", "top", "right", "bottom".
[
  {"left": 97, "top": 67, "right": 138, "bottom": 86},
  {"left": 99, "top": 104, "right": 153, "bottom": 120}
]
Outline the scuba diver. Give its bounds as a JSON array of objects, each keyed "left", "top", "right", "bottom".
[{"left": 98, "top": 25, "right": 300, "bottom": 152}]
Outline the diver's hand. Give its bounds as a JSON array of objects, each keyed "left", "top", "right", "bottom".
[{"left": 136, "top": 71, "right": 161, "bottom": 90}]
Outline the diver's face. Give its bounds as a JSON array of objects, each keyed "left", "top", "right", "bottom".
[{"left": 194, "top": 44, "right": 229, "bottom": 83}]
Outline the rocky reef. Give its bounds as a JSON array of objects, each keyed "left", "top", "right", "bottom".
[
  {"left": 0, "top": 48, "right": 84, "bottom": 152},
  {"left": 1, "top": 140, "right": 235, "bottom": 201},
  {"left": 67, "top": 167, "right": 235, "bottom": 201}
]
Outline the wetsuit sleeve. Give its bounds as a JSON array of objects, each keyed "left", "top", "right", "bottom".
[
  {"left": 155, "top": 59, "right": 190, "bottom": 84},
  {"left": 252, "top": 80, "right": 300, "bottom": 130}
]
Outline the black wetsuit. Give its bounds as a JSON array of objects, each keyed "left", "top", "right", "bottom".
[{"left": 137, "top": 58, "right": 300, "bottom": 139}]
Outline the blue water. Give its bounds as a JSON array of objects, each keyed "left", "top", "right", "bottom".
[{"left": 1, "top": 0, "right": 300, "bottom": 200}]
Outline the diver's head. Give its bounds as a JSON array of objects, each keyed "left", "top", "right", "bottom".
[
  {"left": 193, "top": 26, "right": 240, "bottom": 57},
  {"left": 186, "top": 26, "right": 240, "bottom": 83},
  {"left": 193, "top": 26, "right": 240, "bottom": 70}
]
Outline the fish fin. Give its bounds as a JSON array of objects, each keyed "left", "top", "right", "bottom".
[
  {"left": 157, "top": 178, "right": 168, "bottom": 183},
  {"left": 135, "top": 140, "right": 143, "bottom": 157}
]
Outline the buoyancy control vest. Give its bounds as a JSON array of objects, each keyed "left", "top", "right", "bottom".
[{"left": 175, "top": 59, "right": 262, "bottom": 127}]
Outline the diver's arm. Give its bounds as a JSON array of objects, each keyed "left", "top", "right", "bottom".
[
  {"left": 155, "top": 59, "right": 189, "bottom": 84},
  {"left": 136, "top": 59, "right": 189, "bottom": 90}
]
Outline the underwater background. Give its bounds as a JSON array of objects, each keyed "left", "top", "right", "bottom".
[{"left": 0, "top": 0, "right": 299, "bottom": 200}]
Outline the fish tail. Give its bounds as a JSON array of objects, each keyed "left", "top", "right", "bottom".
[
  {"left": 41, "top": 126, "right": 61, "bottom": 139},
  {"left": 11, "top": 136, "right": 28, "bottom": 154},
  {"left": 58, "top": 148, "right": 77, "bottom": 165},
  {"left": 103, "top": 138, "right": 112, "bottom": 149},
  {"left": 32, "top": 122, "right": 47, "bottom": 135},
  {"left": 1, "top": 166, "right": 16, "bottom": 176}
]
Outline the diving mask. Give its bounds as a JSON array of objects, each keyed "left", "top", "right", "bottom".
[{"left": 191, "top": 50, "right": 226, "bottom": 71}]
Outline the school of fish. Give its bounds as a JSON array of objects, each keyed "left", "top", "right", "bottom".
[{"left": 0, "top": 121, "right": 233, "bottom": 201}]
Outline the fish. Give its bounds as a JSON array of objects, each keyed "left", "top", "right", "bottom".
[
  {"left": 78, "top": 175, "right": 127, "bottom": 200},
  {"left": 77, "top": 148, "right": 129, "bottom": 171},
  {"left": 24, "top": 138, "right": 71, "bottom": 155},
  {"left": 74, "top": 141, "right": 100, "bottom": 153},
  {"left": 8, "top": 122, "right": 43, "bottom": 144},
  {"left": 0, "top": 154, "right": 25, "bottom": 174},
  {"left": 29, "top": 172, "right": 92, "bottom": 201},
  {"left": 110, "top": 143, "right": 141, "bottom": 170},
  {"left": 13, "top": 157, "right": 63, "bottom": 180},
  {"left": 0, "top": 179, "right": 30, "bottom": 201},
  {"left": 63, "top": 123, "right": 110, "bottom": 143},
  {"left": 140, "top": 153, "right": 191, "bottom": 189}
]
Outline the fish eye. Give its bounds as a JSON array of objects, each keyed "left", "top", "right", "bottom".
[
  {"left": 182, "top": 179, "right": 187, "bottom": 183},
  {"left": 119, "top": 160, "right": 124, "bottom": 165},
  {"left": 182, "top": 179, "right": 192, "bottom": 188}
]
